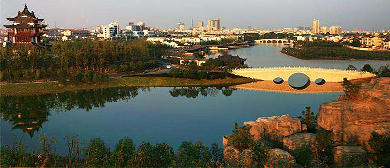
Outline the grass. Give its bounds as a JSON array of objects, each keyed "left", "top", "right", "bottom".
[{"left": 0, "top": 76, "right": 255, "bottom": 96}]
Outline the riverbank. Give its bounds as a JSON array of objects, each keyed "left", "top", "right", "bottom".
[{"left": 0, "top": 76, "right": 255, "bottom": 96}]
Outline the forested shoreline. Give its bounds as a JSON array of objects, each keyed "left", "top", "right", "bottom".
[
  {"left": 0, "top": 40, "right": 167, "bottom": 84},
  {"left": 281, "top": 41, "right": 390, "bottom": 60}
]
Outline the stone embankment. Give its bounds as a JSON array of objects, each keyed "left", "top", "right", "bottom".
[{"left": 223, "top": 77, "right": 390, "bottom": 167}]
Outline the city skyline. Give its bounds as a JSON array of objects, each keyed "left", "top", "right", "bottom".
[{"left": 1, "top": 0, "right": 389, "bottom": 31}]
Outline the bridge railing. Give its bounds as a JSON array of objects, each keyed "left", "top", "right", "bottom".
[{"left": 232, "top": 66, "right": 376, "bottom": 75}]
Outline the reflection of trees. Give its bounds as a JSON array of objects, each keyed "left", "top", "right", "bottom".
[
  {"left": 169, "top": 87, "right": 235, "bottom": 98},
  {"left": 0, "top": 87, "right": 146, "bottom": 137}
]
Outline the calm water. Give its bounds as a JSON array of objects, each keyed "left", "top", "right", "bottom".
[
  {"left": 210, "top": 44, "right": 390, "bottom": 69},
  {"left": 2, "top": 44, "right": 388, "bottom": 154}
]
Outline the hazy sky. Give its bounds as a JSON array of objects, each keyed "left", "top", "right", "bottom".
[{"left": 1, "top": 0, "right": 389, "bottom": 31}]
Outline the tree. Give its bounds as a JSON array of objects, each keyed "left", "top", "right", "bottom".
[
  {"left": 112, "top": 137, "right": 135, "bottom": 167},
  {"left": 312, "top": 129, "right": 334, "bottom": 167},
  {"left": 226, "top": 123, "right": 254, "bottom": 152},
  {"left": 368, "top": 132, "right": 390, "bottom": 166},
  {"left": 350, "top": 39, "right": 362, "bottom": 47},
  {"left": 362, "top": 64, "right": 374, "bottom": 72},
  {"left": 252, "top": 140, "right": 269, "bottom": 167},
  {"left": 377, "top": 65, "right": 390, "bottom": 77},
  {"left": 176, "top": 141, "right": 211, "bottom": 167},
  {"left": 210, "top": 143, "right": 224, "bottom": 167},
  {"left": 85, "top": 138, "right": 111, "bottom": 167},
  {"left": 346, "top": 64, "right": 357, "bottom": 71},
  {"left": 302, "top": 106, "right": 316, "bottom": 133},
  {"left": 342, "top": 78, "right": 362, "bottom": 99}
]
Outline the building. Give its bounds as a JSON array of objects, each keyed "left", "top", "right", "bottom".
[
  {"left": 312, "top": 19, "right": 320, "bottom": 34},
  {"left": 4, "top": 4, "right": 47, "bottom": 44},
  {"left": 198, "top": 21, "right": 204, "bottom": 31},
  {"left": 329, "top": 26, "right": 342, "bottom": 35},
  {"left": 178, "top": 22, "right": 185, "bottom": 31},
  {"left": 215, "top": 54, "right": 246, "bottom": 66},
  {"left": 102, "top": 21, "right": 119, "bottom": 39},
  {"left": 179, "top": 56, "right": 207, "bottom": 66},
  {"left": 207, "top": 18, "right": 221, "bottom": 31},
  {"left": 321, "top": 27, "right": 327, "bottom": 34}
]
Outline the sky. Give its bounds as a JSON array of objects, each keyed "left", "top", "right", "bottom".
[{"left": 1, "top": 0, "right": 389, "bottom": 31}]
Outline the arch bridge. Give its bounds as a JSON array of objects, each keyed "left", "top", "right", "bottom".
[
  {"left": 255, "top": 39, "right": 291, "bottom": 44},
  {"left": 232, "top": 67, "right": 376, "bottom": 83}
]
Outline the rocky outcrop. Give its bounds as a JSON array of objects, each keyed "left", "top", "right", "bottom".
[
  {"left": 334, "top": 146, "right": 367, "bottom": 167},
  {"left": 244, "top": 115, "right": 303, "bottom": 142},
  {"left": 282, "top": 133, "right": 315, "bottom": 151},
  {"left": 265, "top": 148, "right": 297, "bottom": 168},
  {"left": 222, "top": 137, "right": 253, "bottom": 166},
  {"left": 317, "top": 78, "right": 390, "bottom": 148}
]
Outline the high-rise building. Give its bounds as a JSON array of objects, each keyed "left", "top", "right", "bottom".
[
  {"left": 102, "top": 21, "right": 119, "bottom": 39},
  {"left": 312, "top": 19, "right": 320, "bottom": 34},
  {"left": 207, "top": 18, "right": 221, "bottom": 31},
  {"left": 198, "top": 21, "right": 204, "bottom": 31},
  {"left": 321, "top": 27, "right": 327, "bottom": 34},
  {"left": 178, "top": 22, "right": 185, "bottom": 31},
  {"left": 330, "top": 26, "right": 342, "bottom": 35}
]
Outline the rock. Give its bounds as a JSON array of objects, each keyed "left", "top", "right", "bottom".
[
  {"left": 317, "top": 78, "right": 390, "bottom": 148},
  {"left": 334, "top": 146, "right": 367, "bottom": 167},
  {"left": 283, "top": 133, "right": 315, "bottom": 151},
  {"left": 265, "top": 148, "right": 297, "bottom": 168},
  {"left": 222, "top": 137, "right": 253, "bottom": 166},
  {"left": 244, "top": 115, "right": 303, "bottom": 142}
]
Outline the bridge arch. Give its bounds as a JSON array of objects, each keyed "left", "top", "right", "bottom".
[{"left": 232, "top": 67, "right": 376, "bottom": 83}]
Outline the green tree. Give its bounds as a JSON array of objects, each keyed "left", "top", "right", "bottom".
[
  {"left": 362, "top": 64, "right": 374, "bottom": 72},
  {"left": 368, "top": 132, "right": 390, "bottom": 166},
  {"left": 252, "top": 140, "right": 269, "bottom": 167},
  {"left": 312, "top": 129, "right": 334, "bottom": 167},
  {"left": 346, "top": 64, "right": 357, "bottom": 71},
  {"left": 176, "top": 141, "right": 211, "bottom": 167},
  {"left": 226, "top": 123, "right": 254, "bottom": 152},
  {"left": 302, "top": 106, "right": 316, "bottom": 133},
  {"left": 342, "top": 78, "right": 362, "bottom": 99},
  {"left": 292, "top": 146, "right": 313, "bottom": 167},
  {"left": 85, "top": 138, "right": 111, "bottom": 167},
  {"left": 112, "top": 137, "right": 135, "bottom": 167}
]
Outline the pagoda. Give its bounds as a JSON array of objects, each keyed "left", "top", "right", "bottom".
[{"left": 4, "top": 4, "right": 47, "bottom": 45}]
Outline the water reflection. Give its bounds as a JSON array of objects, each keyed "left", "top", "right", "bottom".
[
  {"left": 169, "top": 87, "right": 235, "bottom": 98},
  {"left": 0, "top": 86, "right": 235, "bottom": 138},
  {"left": 0, "top": 87, "right": 146, "bottom": 137}
]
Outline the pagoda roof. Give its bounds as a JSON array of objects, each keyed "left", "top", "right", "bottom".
[
  {"left": 7, "top": 4, "right": 42, "bottom": 21},
  {"left": 4, "top": 22, "right": 47, "bottom": 29}
]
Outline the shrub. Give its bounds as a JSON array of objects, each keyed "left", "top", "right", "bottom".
[
  {"left": 112, "top": 137, "right": 135, "bottom": 167},
  {"left": 292, "top": 145, "right": 313, "bottom": 167},
  {"left": 210, "top": 143, "right": 224, "bottom": 167},
  {"left": 368, "top": 132, "right": 390, "bottom": 166},
  {"left": 342, "top": 78, "right": 361, "bottom": 99},
  {"left": 153, "top": 143, "right": 175, "bottom": 167},
  {"left": 176, "top": 141, "right": 211, "bottom": 167},
  {"left": 302, "top": 106, "right": 316, "bottom": 133},
  {"left": 362, "top": 64, "right": 374, "bottom": 72},
  {"left": 226, "top": 123, "right": 254, "bottom": 152},
  {"left": 312, "top": 129, "right": 334, "bottom": 166},
  {"left": 252, "top": 140, "right": 270, "bottom": 167},
  {"left": 85, "top": 138, "right": 111, "bottom": 167}
]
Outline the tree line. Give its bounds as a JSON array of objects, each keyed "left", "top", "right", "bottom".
[
  {"left": 0, "top": 40, "right": 168, "bottom": 83},
  {"left": 281, "top": 41, "right": 390, "bottom": 60}
]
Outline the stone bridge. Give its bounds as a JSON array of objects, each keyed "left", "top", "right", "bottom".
[
  {"left": 232, "top": 67, "right": 376, "bottom": 83},
  {"left": 255, "top": 39, "right": 291, "bottom": 44}
]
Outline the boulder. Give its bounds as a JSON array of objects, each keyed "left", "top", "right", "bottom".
[
  {"left": 244, "top": 115, "right": 303, "bottom": 142},
  {"left": 334, "top": 146, "right": 367, "bottom": 167},
  {"left": 265, "top": 148, "right": 297, "bottom": 168},
  {"left": 283, "top": 133, "right": 316, "bottom": 151},
  {"left": 317, "top": 78, "right": 390, "bottom": 148}
]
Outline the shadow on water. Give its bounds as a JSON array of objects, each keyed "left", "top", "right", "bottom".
[{"left": 0, "top": 86, "right": 236, "bottom": 138}]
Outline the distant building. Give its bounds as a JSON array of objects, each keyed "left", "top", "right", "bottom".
[
  {"left": 215, "top": 54, "right": 246, "bottom": 66},
  {"left": 178, "top": 22, "right": 185, "bottom": 31},
  {"left": 312, "top": 19, "right": 320, "bottom": 34},
  {"left": 321, "top": 27, "right": 327, "bottom": 34},
  {"left": 330, "top": 26, "right": 342, "bottom": 35},
  {"left": 4, "top": 4, "right": 47, "bottom": 45},
  {"left": 207, "top": 18, "right": 221, "bottom": 31},
  {"left": 102, "top": 21, "right": 119, "bottom": 39},
  {"left": 198, "top": 21, "right": 204, "bottom": 31}
]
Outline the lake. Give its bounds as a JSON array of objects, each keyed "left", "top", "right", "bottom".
[{"left": 1, "top": 44, "right": 389, "bottom": 154}]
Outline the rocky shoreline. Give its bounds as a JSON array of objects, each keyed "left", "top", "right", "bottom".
[{"left": 223, "top": 77, "right": 390, "bottom": 167}]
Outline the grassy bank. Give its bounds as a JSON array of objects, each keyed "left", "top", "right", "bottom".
[{"left": 0, "top": 76, "right": 255, "bottom": 96}]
